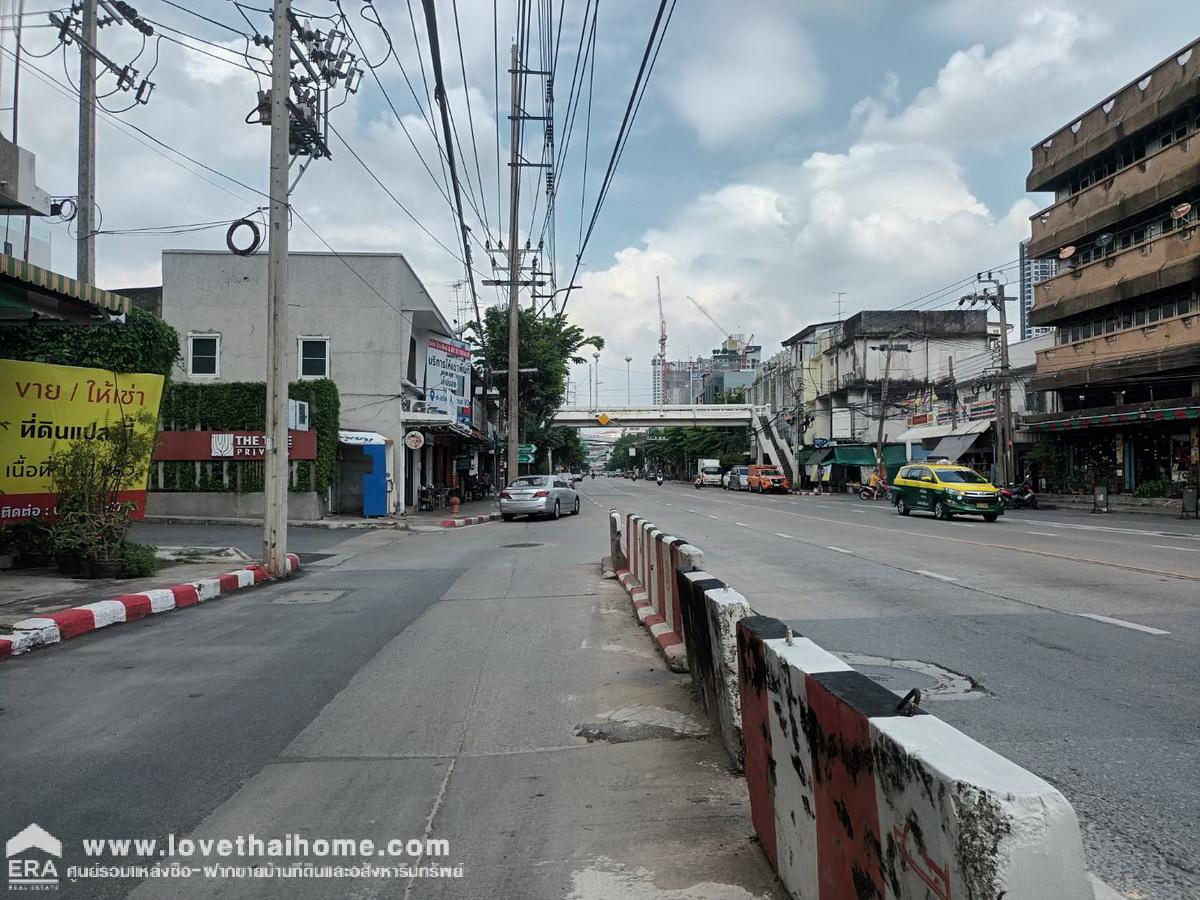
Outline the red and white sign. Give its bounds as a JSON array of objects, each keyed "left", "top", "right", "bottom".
[{"left": 153, "top": 430, "right": 317, "bottom": 461}]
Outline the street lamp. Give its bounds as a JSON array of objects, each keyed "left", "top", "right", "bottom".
[
  {"left": 624, "top": 355, "right": 632, "bottom": 405},
  {"left": 592, "top": 351, "right": 600, "bottom": 410}
]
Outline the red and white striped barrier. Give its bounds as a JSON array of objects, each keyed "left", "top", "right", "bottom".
[
  {"left": 0, "top": 553, "right": 300, "bottom": 662},
  {"left": 736, "top": 615, "right": 1092, "bottom": 899},
  {"left": 439, "top": 513, "right": 500, "bottom": 528},
  {"left": 610, "top": 510, "right": 701, "bottom": 672}
]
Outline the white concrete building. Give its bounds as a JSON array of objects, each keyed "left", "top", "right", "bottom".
[{"left": 160, "top": 250, "right": 476, "bottom": 516}]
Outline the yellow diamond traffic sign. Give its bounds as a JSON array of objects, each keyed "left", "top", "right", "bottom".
[{"left": 596, "top": 413, "right": 611, "bottom": 426}]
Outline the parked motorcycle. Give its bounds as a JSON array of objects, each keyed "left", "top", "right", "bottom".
[{"left": 1000, "top": 481, "right": 1038, "bottom": 509}]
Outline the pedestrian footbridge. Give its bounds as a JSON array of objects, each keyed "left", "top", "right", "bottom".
[
  {"left": 551, "top": 404, "right": 797, "bottom": 486},
  {"left": 552, "top": 404, "right": 761, "bottom": 428}
]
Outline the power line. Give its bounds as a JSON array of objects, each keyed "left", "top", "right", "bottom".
[
  {"left": 451, "top": 0, "right": 491, "bottom": 240},
  {"left": 560, "top": 0, "right": 676, "bottom": 315},
  {"left": 153, "top": 0, "right": 248, "bottom": 37}
]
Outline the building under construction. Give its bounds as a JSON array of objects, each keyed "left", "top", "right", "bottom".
[{"left": 650, "top": 336, "right": 762, "bottom": 405}]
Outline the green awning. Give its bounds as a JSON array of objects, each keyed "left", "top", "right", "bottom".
[
  {"left": 831, "top": 446, "right": 877, "bottom": 466},
  {"left": 798, "top": 448, "right": 826, "bottom": 465},
  {"left": 0, "top": 253, "right": 130, "bottom": 320}
]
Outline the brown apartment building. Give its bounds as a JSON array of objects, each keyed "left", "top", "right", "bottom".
[{"left": 1023, "top": 39, "right": 1200, "bottom": 494}]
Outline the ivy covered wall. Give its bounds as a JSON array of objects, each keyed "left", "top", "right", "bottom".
[
  {"left": 0, "top": 307, "right": 180, "bottom": 376},
  {"left": 158, "top": 380, "right": 339, "bottom": 493}
]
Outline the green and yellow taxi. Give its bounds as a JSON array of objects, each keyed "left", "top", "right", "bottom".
[{"left": 892, "top": 463, "right": 1004, "bottom": 522}]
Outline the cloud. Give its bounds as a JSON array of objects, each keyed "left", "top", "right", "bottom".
[{"left": 665, "top": 9, "right": 825, "bottom": 148}]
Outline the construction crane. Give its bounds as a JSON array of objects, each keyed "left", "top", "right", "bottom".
[
  {"left": 657, "top": 276, "right": 667, "bottom": 406},
  {"left": 686, "top": 295, "right": 753, "bottom": 367}
]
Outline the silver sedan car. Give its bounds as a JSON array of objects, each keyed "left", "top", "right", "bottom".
[{"left": 499, "top": 475, "right": 580, "bottom": 521}]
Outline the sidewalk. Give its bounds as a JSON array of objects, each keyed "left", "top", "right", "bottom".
[{"left": 100, "top": 505, "right": 780, "bottom": 898}]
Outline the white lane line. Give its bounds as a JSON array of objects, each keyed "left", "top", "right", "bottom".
[
  {"left": 1075, "top": 613, "right": 1169, "bottom": 635},
  {"left": 685, "top": 509, "right": 698, "bottom": 513},
  {"left": 1152, "top": 544, "right": 1200, "bottom": 553},
  {"left": 708, "top": 514, "right": 719, "bottom": 520},
  {"left": 774, "top": 532, "right": 794, "bottom": 539},
  {"left": 826, "top": 546, "right": 852, "bottom": 554},
  {"left": 734, "top": 522, "right": 750, "bottom": 528},
  {"left": 915, "top": 569, "right": 957, "bottom": 583},
  {"left": 1038, "top": 521, "right": 1200, "bottom": 541},
  {"left": 1027, "top": 531, "right": 1057, "bottom": 537},
  {"left": 850, "top": 509, "right": 867, "bottom": 514},
  {"left": 956, "top": 522, "right": 976, "bottom": 528}
]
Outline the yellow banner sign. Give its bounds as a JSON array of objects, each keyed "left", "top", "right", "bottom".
[{"left": 0, "top": 359, "right": 164, "bottom": 521}]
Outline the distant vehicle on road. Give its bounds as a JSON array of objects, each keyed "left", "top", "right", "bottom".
[
  {"left": 695, "top": 458, "right": 723, "bottom": 488},
  {"left": 500, "top": 475, "right": 580, "bottom": 521},
  {"left": 747, "top": 464, "right": 789, "bottom": 493},
  {"left": 724, "top": 465, "right": 750, "bottom": 491},
  {"left": 892, "top": 464, "right": 1002, "bottom": 522}
]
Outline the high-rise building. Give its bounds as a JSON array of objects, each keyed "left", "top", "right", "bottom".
[
  {"left": 1018, "top": 238, "right": 1057, "bottom": 340},
  {"left": 1023, "top": 39, "right": 1200, "bottom": 493}
]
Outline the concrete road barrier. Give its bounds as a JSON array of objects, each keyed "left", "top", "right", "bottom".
[
  {"left": 737, "top": 615, "right": 1093, "bottom": 900},
  {"left": 608, "top": 510, "right": 699, "bottom": 672},
  {"left": 677, "top": 570, "right": 753, "bottom": 771}
]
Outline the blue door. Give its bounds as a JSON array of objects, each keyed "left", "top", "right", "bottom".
[{"left": 362, "top": 444, "right": 388, "bottom": 517}]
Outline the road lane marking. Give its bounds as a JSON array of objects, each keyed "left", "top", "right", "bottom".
[
  {"left": 826, "top": 546, "right": 851, "bottom": 554},
  {"left": 685, "top": 509, "right": 697, "bottom": 513},
  {"left": 702, "top": 498, "right": 1200, "bottom": 581},
  {"left": 1037, "top": 521, "right": 1200, "bottom": 541},
  {"left": 1075, "top": 613, "right": 1169, "bottom": 635},
  {"left": 1152, "top": 544, "right": 1200, "bottom": 552},
  {"left": 708, "top": 514, "right": 719, "bottom": 519},
  {"left": 774, "top": 532, "right": 794, "bottom": 539},
  {"left": 735, "top": 522, "right": 750, "bottom": 527},
  {"left": 955, "top": 522, "right": 976, "bottom": 528},
  {"left": 915, "top": 569, "right": 957, "bottom": 582},
  {"left": 1027, "top": 531, "right": 1056, "bottom": 537}
]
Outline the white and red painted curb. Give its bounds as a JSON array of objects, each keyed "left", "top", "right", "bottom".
[
  {"left": 439, "top": 513, "right": 501, "bottom": 528},
  {"left": 609, "top": 510, "right": 704, "bottom": 674},
  {"left": 0, "top": 553, "right": 300, "bottom": 662}
]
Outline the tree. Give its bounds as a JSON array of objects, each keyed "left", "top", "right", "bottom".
[{"left": 467, "top": 306, "right": 602, "bottom": 471}]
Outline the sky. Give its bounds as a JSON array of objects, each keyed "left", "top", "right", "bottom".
[{"left": 2, "top": 0, "right": 1199, "bottom": 405}]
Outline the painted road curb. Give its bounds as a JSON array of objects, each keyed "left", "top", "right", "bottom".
[
  {"left": 0, "top": 553, "right": 301, "bottom": 662},
  {"left": 439, "top": 513, "right": 501, "bottom": 528}
]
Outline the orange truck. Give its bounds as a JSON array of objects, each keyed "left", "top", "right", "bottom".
[{"left": 747, "top": 464, "right": 789, "bottom": 494}]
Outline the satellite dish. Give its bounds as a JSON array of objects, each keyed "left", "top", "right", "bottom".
[
  {"left": 1096, "top": 232, "right": 1114, "bottom": 248},
  {"left": 1171, "top": 202, "right": 1192, "bottom": 220},
  {"left": 1058, "top": 245, "right": 1076, "bottom": 260}
]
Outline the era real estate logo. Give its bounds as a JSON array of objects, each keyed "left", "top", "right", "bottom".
[{"left": 6, "top": 823, "right": 61, "bottom": 891}]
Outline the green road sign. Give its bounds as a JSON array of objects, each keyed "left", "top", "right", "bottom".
[
  {"left": 518, "top": 443, "right": 537, "bottom": 454},
  {"left": 517, "top": 452, "right": 536, "bottom": 464}
]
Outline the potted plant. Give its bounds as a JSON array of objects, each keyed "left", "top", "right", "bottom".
[{"left": 46, "top": 413, "right": 156, "bottom": 580}]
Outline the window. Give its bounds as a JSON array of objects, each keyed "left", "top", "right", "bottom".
[
  {"left": 298, "top": 337, "right": 329, "bottom": 379},
  {"left": 187, "top": 334, "right": 220, "bottom": 377}
]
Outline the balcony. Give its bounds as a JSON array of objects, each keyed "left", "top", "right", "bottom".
[
  {"left": 1028, "top": 137, "right": 1200, "bottom": 258},
  {"left": 1031, "top": 310, "right": 1200, "bottom": 388},
  {"left": 1029, "top": 227, "right": 1200, "bottom": 325},
  {"left": 1027, "top": 40, "right": 1200, "bottom": 192}
]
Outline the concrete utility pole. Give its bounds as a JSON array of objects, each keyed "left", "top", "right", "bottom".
[
  {"left": 872, "top": 334, "right": 911, "bottom": 483},
  {"left": 505, "top": 43, "right": 521, "bottom": 486},
  {"left": 978, "top": 273, "right": 1014, "bottom": 487},
  {"left": 262, "top": 0, "right": 291, "bottom": 578},
  {"left": 625, "top": 355, "right": 632, "bottom": 404},
  {"left": 592, "top": 351, "right": 600, "bottom": 409},
  {"left": 76, "top": 0, "right": 96, "bottom": 283}
]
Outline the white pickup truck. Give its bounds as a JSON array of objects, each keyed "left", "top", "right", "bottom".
[{"left": 695, "top": 458, "right": 723, "bottom": 488}]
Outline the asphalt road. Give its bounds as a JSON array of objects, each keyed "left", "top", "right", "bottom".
[
  {"left": 594, "top": 476, "right": 1200, "bottom": 898},
  {"left": 0, "top": 506, "right": 777, "bottom": 899}
]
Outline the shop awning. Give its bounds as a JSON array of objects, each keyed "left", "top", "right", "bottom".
[
  {"left": 0, "top": 253, "right": 131, "bottom": 323},
  {"left": 929, "top": 432, "right": 980, "bottom": 463},
  {"left": 831, "top": 446, "right": 877, "bottom": 466},
  {"left": 895, "top": 419, "right": 990, "bottom": 444},
  {"left": 338, "top": 430, "right": 388, "bottom": 445},
  {"left": 798, "top": 448, "right": 826, "bottom": 466}
]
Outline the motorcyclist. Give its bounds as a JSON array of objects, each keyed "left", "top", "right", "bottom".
[{"left": 656, "top": 471, "right": 664, "bottom": 486}]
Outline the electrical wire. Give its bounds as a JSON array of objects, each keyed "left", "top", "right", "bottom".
[
  {"left": 559, "top": 0, "right": 675, "bottom": 316},
  {"left": 154, "top": 0, "right": 248, "bottom": 37}
]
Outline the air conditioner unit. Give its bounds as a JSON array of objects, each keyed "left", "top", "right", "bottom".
[{"left": 288, "top": 399, "right": 310, "bottom": 431}]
